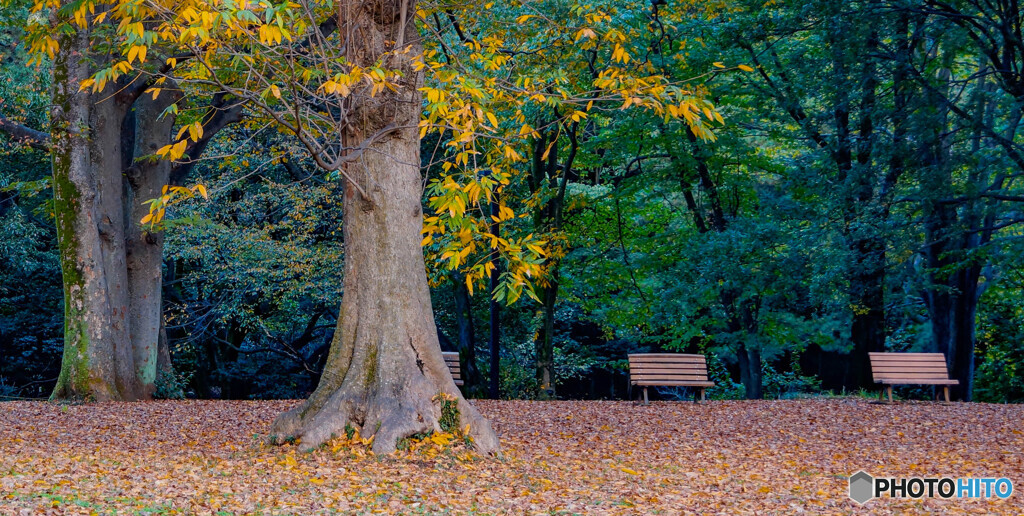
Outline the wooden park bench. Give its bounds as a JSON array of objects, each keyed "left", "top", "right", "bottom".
[
  {"left": 628, "top": 353, "right": 715, "bottom": 404},
  {"left": 442, "top": 351, "right": 464, "bottom": 386},
  {"left": 869, "top": 352, "right": 958, "bottom": 402}
]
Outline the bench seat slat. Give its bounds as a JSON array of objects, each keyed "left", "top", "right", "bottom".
[
  {"left": 869, "top": 353, "right": 947, "bottom": 360},
  {"left": 874, "top": 369, "right": 951, "bottom": 375},
  {"left": 872, "top": 362, "right": 948, "bottom": 368},
  {"left": 870, "top": 357, "right": 948, "bottom": 363},
  {"left": 632, "top": 380, "right": 716, "bottom": 387},
  {"left": 870, "top": 361, "right": 948, "bottom": 367},
  {"left": 871, "top": 361, "right": 948, "bottom": 367},
  {"left": 629, "top": 362, "right": 707, "bottom": 368},
  {"left": 629, "top": 359, "right": 706, "bottom": 364},
  {"left": 874, "top": 379, "right": 958, "bottom": 385},
  {"left": 869, "top": 352, "right": 946, "bottom": 356},
  {"left": 873, "top": 368, "right": 949, "bottom": 374},
  {"left": 631, "top": 372, "right": 709, "bottom": 376},
  {"left": 631, "top": 376, "right": 713, "bottom": 382}
]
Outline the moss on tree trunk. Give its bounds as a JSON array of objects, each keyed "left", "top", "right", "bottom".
[{"left": 49, "top": 20, "right": 181, "bottom": 401}]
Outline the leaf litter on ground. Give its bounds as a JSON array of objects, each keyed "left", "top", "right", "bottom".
[{"left": 1, "top": 398, "right": 1022, "bottom": 514}]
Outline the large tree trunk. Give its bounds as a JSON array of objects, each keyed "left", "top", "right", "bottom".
[
  {"left": 269, "top": 0, "right": 499, "bottom": 455},
  {"left": 48, "top": 17, "right": 182, "bottom": 401},
  {"left": 269, "top": 131, "right": 500, "bottom": 454},
  {"left": 50, "top": 26, "right": 142, "bottom": 401}
]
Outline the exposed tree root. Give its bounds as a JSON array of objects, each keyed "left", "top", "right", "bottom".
[{"left": 270, "top": 376, "right": 499, "bottom": 455}]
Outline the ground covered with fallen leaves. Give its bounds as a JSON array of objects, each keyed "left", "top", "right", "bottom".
[{"left": 1, "top": 399, "right": 1022, "bottom": 514}]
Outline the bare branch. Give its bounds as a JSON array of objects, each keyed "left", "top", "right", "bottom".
[{"left": 0, "top": 115, "right": 49, "bottom": 151}]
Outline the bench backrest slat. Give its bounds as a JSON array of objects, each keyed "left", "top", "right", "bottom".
[
  {"left": 628, "top": 353, "right": 710, "bottom": 382},
  {"left": 869, "top": 352, "right": 951, "bottom": 382},
  {"left": 442, "top": 351, "right": 463, "bottom": 386}
]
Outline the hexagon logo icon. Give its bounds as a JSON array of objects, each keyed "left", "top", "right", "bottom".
[{"left": 849, "top": 471, "right": 875, "bottom": 504}]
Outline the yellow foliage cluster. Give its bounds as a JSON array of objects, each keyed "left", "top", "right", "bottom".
[
  {"left": 140, "top": 184, "right": 209, "bottom": 228},
  {"left": 413, "top": 0, "right": 736, "bottom": 301},
  {"left": 22, "top": 0, "right": 751, "bottom": 302}
]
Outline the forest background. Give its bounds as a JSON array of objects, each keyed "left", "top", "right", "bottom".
[{"left": 2, "top": 0, "right": 1023, "bottom": 405}]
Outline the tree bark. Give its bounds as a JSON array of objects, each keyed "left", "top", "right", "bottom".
[
  {"left": 535, "top": 279, "right": 557, "bottom": 396},
  {"left": 269, "top": 0, "right": 499, "bottom": 455},
  {"left": 737, "top": 343, "right": 763, "bottom": 399},
  {"left": 50, "top": 25, "right": 142, "bottom": 401},
  {"left": 270, "top": 131, "right": 500, "bottom": 453},
  {"left": 47, "top": 14, "right": 189, "bottom": 401},
  {"left": 529, "top": 121, "right": 576, "bottom": 397},
  {"left": 125, "top": 93, "right": 179, "bottom": 395}
]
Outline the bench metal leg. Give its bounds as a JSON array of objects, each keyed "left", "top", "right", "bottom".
[
  {"left": 887, "top": 386, "right": 893, "bottom": 403},
  {"left": 943, "top": 386, "right": 950, "bottom": 403},
  {"left": 643, "top": 387, "right": 649, "bottom": 406},
  {"left": 695, "top": 388, "right": 705, "bottom": 404}
]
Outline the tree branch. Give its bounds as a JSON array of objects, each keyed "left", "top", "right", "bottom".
[
  {"left": 0, "top": 115, "right": 49, "bottom": 150},
  {"left": 169, "top": 93, "right": 246, "bottom": 184}
]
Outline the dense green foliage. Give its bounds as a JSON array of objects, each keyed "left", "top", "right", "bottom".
[
  {"left": 2, "top": 0, "right": 1023, "bottom": 402},
  {"left": 0, "top": 5, "right": 59, "bottom": 398}
]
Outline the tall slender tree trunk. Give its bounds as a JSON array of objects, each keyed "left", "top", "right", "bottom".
[
  {"left": 125, "top": 93, "right": 179, "bottom": 394},
  {"left": 525, "top": 121, "right": 576, "bottom": 398},
  {"left": 950, "top": 267, "right": 980, "bottom": 400},
  {"left": 737, "top": 344, "right": 763, "bottom": 399},
  {"left": 535, "top": 278, "right": 558, "bottom": 396},
  {"left": 269, "top": 0, "right": 499, "bottom": 454},
  {"left": 849, "top": 238, "right": 886, "bottom": 389},
  {"left": 833, "top": 7, "right": 887, "bottom": 391},
  {"left": 452, "top": 273, "right": 482, "bottom": 394},
  {"left": 918, "top": 55, "right": 982, "bottom": 399}
]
